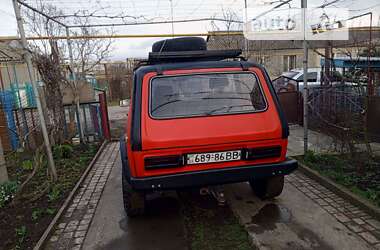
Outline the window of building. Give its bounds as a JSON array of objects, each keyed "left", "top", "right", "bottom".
[{"left": 283, "top": 55, "right": 297, "bottom": 72}]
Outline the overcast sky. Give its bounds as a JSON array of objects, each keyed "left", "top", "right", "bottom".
[{"left": 0, "top": 0, "right": 379, "bottom": 60}]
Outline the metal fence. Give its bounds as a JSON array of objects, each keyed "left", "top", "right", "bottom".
[
  {"left": 0, "top": 89, "right": 108, "bottom": 152},
  {"left": 306, "top": 84, "right": 380, "bottom": 143}
]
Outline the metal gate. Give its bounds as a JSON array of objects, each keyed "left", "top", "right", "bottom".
[{"left": 277, "top": 91, "right": 301, "bottom": 124}]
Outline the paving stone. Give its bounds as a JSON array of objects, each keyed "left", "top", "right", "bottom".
[
  {"left": 62, "top": 232, "right": 73, "bottom": 239},
  {"left": 323, "top": 205, "right": 338, "bottom": 214},
  {"left": 55, "top": 229, "right": 63, "bottom": 235},
  {"left": 77, "top": 225, "right": 89, "bottom": 231},
  {"left": 74, "top": 237, "right": 84, "bottom": 244},
  {"left": 83, "top": 214, "right": 93, "bottom": 220},
  {"left": 315, "top": 198, "right": 329, "bottom": 206},
  {"left": 71, "top": 246, "right": 81, "bottom": 250},
  {"left": 324, "top": 198, "right": 334, "bottom": 203},
  {"left": 359, "top": 231, "right": 380, "bottom": 244},
  {"left": 344, "top": 221, "right": 365, "bottom": 233},
  {"left": 353, "top": 218, "right": 366, "bottom": 225},
  {"left": 68, "top": 220, "right": 79, "bottom": 226},
  {"left": 333, "top": 213, "right": 351, "bottom": 223},
  {"left": 64, "top": 225, "right": 77, "bottom": 232},
  {"left": 57, "top": 223, "right": 67, "bottom": 229},
  {"left": 80, "top": 219, "right": 91, "bottom": 225},
  {"left": 75, "top": 230, "right": 86, "bottom": 237},
  {"left": 363, "top": 223, "right": 376, "bottom": 232},
  {"left": 366, "top": 219, "right": 380, "bottom": 230},
  {"left": 50, "top": 236, "right": 59, "bottom": 242},
  {"left": 65, "top": 212, "right": 73, "bottom": 218}
]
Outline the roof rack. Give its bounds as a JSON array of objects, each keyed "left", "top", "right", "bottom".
[{"left": 147, "top": 49, "right": 243, "bottom": 64}]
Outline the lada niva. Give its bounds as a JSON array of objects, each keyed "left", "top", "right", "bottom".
[{"left": 120, "top": 37, "right": 297, "bottom": 216}]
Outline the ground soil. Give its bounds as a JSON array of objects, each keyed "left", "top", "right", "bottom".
[{"left": 0, "top": 143, "right": 100, "bottom": 250}]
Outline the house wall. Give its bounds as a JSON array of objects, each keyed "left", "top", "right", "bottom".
[
  {"left": 61, "top": 81, "right": 96, "bottom": 105},
  {"left": 0, "top": 63, "right": 39, "bottom": 90},
  {"left": 249, "top": 49, "right": 322, "bottom": 78}
]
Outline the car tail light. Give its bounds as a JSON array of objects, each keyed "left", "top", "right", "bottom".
[
  {"left": 144, "top": 155, "right": 184, "bottom": 170},
  {"left": 244, "top": 146, "right": 282, "bottom": 160}
]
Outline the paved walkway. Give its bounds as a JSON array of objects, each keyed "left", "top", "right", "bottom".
[
  {"left": 44, "top": 106, "right": 380, "bottom": 249},
  {"left": 45, "top": 142, "right": 118, "bottom": 250}
]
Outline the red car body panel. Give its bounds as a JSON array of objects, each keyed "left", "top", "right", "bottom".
[{"left": 125, "top": 66, "right": 288, "bottom": 178}]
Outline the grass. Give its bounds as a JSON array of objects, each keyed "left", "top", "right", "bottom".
[
  {"left": 180, "top": 191, "right": 254, "bottom": 250},
  {"left": 298, "top": 151, "right": 380, "bottom": 208}
]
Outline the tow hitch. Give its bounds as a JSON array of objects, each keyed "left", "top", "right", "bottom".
[{"left": 200, "top": 186, "right": 226, "bottom": 206}]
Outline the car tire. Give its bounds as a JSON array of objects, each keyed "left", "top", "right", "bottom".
[
  {"left": 122, "top": 167, "right": 146, "bottom": 217},
  {"left": 249, "top": 176, "right": 284, "bottom": 200}
]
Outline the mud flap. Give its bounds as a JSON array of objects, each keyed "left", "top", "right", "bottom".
[{"left": 119, "top": 136, "right": 131, "bottom": 182}]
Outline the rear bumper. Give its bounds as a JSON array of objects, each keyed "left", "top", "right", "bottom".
[{"left": 127, "top": 159, "right": 297, "bottom": 191}]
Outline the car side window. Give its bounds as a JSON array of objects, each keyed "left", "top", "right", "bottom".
[{"left": 296, "top": 72, "right": 318, "bottom": 82}]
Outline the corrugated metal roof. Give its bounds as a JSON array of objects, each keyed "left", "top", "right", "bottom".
[{"left": 0, "top": 41, "right": 23, "bottom": 63}]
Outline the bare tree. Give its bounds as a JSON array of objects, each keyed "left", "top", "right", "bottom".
[
  {"left": 210, "top": 9, "right": 243, "bottom": 50},
  {"left": 23, "top": 3, "right": 67, "bottom": 145},
  {"left": 23, "top": 2, "right": 113, "bottom": 143}
]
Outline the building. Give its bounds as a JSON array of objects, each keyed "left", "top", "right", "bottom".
[{"left": 207, "top": 27, "right": 380, "bottom": 78}]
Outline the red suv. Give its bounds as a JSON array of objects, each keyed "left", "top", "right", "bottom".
[{"left": 120, "top": 37, "right": 297, "bottom": 216}]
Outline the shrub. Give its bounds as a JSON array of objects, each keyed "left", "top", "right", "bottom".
[
  {"left": 47, "top": 184, "right": 61, "bottom": 202},
  {"left": 21, "top": 160, "right": 34, "bottom": 171},
  {"left": 53, "top": 144, "right": 74, "bottom": 159},
  {"left": 0, "top": 181, "right": 18, "bottom": 208}
]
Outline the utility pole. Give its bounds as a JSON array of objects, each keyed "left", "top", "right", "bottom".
[
  {"left": 169, "top": 0, "right": 174, "bottom": 37},
  {"left": 302, "top": 0, "right": 309, "bottom": 154},
  {"left": 244, "top": 0, "right": 249, "bottom": 58},
  {"left": 12, "top": 0, "right": 57, "bottom": 179},
  {"left": 66, "top": 27, "right": 85, "bottom": 143}
]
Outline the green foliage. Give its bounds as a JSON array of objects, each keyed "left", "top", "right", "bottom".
[
  {"left": 303, "top": 150, "right": 322, "bottom": 163},
  {"left": 15, "top": 225, "right": 27, "bottom": 249},
  {"left": 47, "top": 185, "right": 62, "bottom": 202},
  {"left": 53, "top": 144, "right": 74, "bottom": 159},
  {"left": 31, "top": 208, "right": 43, "bottom": 221},
  {"left": 21, "top": 160, "right": 34, "bottom": 171},
  {"left": 0, "top": 181, "right": 18, "bottom": 208},
  {"left": 301, "top": 152, "right": 380, "bottom": 208},
  {"left": 46, "top": 207, "right": 56, "bottom": 215}
]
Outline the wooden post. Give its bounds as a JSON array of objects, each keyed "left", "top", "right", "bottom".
[
  {"left": 99, "top": 92, "right": 111, "bottom": 140},
  {"left": 0, "top": 137, "right": 8, "bottom": 184}
]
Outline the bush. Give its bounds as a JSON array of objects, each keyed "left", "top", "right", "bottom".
[
  {"left": 53, "top": 144, "right": 74, "bottom": 159},
  {"left": 21, "top": 160, "right": 33, "bottom": 171},
  {"left": 0, "top": 181, "right": 18, "bottom": 208}
]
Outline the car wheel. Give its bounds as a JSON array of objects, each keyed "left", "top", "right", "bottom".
[
  {"left": 249, "top": 176, "right": 284, "bottom": 200},
  {"left": 122, "top": 167, "right": 146, "bottom": 217}
]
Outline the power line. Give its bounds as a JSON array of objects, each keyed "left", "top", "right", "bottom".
[
  {"left": 17, "top": 0, "right": 67, "bottom": 27},
  {"left": 68, "top": 17, "right": 242, "bottom": 28}
]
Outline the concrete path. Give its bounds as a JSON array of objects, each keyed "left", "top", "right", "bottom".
[
  {"left": 44, "top": 105, "right": 380, "bottom": 250},
  {"left": 225, "top": 172, "right": 380, "bottom": 250},
  {"left": 82, "top": 156, "right": 187, "bottom": 250}
]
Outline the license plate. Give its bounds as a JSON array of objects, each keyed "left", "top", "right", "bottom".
[{"left": 187, "top": 150, "right": 241, "bottom": 165}]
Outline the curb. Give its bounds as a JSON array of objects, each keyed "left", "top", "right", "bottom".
[
  {"left": 295, "top": 159, "right": 380, "bottom": 221},
  {"left": 33, "top": 140, "right": 108, "bottom": 250}
]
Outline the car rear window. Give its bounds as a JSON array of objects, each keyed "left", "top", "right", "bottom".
[{"left": 149, "top": 72, "right": 267, "bottom": 119}]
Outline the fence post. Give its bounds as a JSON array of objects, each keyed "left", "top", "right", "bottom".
[
  {"left": 99, "top": 93, "right": 111, "bottom": 140},
  {"left": 0, "top": 137, "right": 8, "bottom": 184}
]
